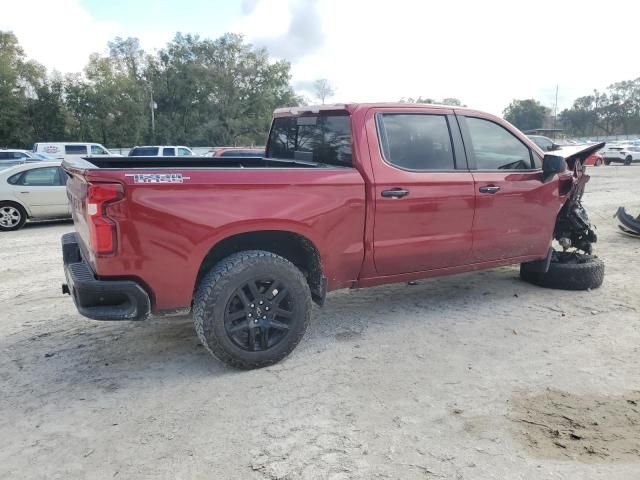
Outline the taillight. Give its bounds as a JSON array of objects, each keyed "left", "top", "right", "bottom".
[{"left": 86, "top": 183, "right": 124, "bottom": 254}]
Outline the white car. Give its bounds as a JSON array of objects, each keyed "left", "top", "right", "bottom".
[
  {"left": 601, "top": 143, "right": 640, "bottom": 165},
  {"left": 0, "top": 162, "right": 70, "bottom": 231},
  {"left": 33, "top": 142, "right": 119, "bottom": 161},
  {"left": 128, "top": 145, "right": 194, "bottom": 157}
]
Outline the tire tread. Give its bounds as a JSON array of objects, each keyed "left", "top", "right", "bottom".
[
  {"left": 193, "top": 250, "right": 311, "bottom": 369},
  {"left": 521, "top": 254, "right": 604, "bottom": 290}
]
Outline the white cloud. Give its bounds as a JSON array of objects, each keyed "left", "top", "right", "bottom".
[
  {"left": 0, "top": 0, "right": 173, "bottom": 74},
  {"left": 234, "top": 0, "right": 640, "bottom": 115},
  {"left": 0, "top": 0, "right": 122, "bottom": 73},
  {"left": 4, "top": 0, "right": 639, "bottom": 115}
]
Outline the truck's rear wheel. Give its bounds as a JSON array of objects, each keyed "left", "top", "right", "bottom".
[
  {"left": 520, "top": 251, "right": 604, "bottom": 291},
  {"left": 193, "top": 250, "right": 311, "bottom": 369}
]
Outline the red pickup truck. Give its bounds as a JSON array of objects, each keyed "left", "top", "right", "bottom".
[{"left": 61, "top": 103, "right": 604, "bottom": 369}]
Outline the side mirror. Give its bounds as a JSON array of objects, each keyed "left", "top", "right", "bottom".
[{"left": 542, "top": 154, "right": 566, "bottom": 181}]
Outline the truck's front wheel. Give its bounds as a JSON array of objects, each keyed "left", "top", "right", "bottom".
[
  {"left": 193, "top": 250, "right": 312, "bottom": 369},
  {"left": 520, "top": 251, "right": 604, "bottom": 291}
]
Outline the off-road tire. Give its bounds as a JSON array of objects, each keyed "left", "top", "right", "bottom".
[
  {"left": 0, "top": 202, "right": 27, "bottom": 231},
  {"left": 520, "top": 252, "right": 604, "bottom": 291},
  {"left": 193, "top": 250, "right": 311, "bottom": 369},
  {"left": 625, "top": 155, "right": 633, "bottom": 166}
]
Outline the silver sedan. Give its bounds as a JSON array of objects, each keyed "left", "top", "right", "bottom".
[{"left": 0, "top": 161, "right": 70, "bottom": 231}]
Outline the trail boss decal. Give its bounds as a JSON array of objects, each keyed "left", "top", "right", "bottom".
[{"left": 125, "top": 173, "right": 190, "bottom": 184}]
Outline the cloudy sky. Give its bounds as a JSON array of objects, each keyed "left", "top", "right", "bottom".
[{"left": 2, "top": 0, "right": 639, "bottom": 116}]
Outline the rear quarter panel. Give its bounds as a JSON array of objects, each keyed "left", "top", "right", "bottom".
[{"left": 77, "top": 167, "right": 366, "bottom": 312}]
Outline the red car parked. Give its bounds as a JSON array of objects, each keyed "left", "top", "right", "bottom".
[
  {"left": 61, "top": 103, "right": 605, "bottom": 368},
  {"left": 584, "top": 152, "right": 604, "bottom": 166}
]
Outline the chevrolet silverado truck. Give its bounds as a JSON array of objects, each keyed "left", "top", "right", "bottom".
[{"left": 61, "top": 103, "right": 605, "bottom": 369}]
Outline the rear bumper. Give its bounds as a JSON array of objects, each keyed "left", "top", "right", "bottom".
[{"left": 61, "top": 232, "right": 150, "bottom": 320}]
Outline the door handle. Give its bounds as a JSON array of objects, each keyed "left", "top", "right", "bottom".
[
  {"left": 20, "top": 191, "right": 30, "bottom": 194},
  {"left": 479, "top": 185, "right": 500, "bottom": 194},
  {"left": 381, "top": 188, "right": 410, "bottom": 198}
]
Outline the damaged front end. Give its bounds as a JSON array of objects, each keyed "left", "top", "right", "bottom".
[{"left": 552, "top": 143, "right": 605, "bottom": 255}]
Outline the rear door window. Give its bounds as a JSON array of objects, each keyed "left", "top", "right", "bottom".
[
  {"left": 163, "top": 147, "right": 175, "bottom": 156},
  {"left": 376, "top": 114, "right": 456, "bottom": 170},
  {"left": 267, "top": 114, "right": 352, "bottom": 167},
  {"left": 65, "top": 145, "right": 88, "bottom": 155}
]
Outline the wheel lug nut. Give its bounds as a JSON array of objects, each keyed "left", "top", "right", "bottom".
[
  {"left": 254, "top": 319, "right": 258, "bottom": 323},
  {"left": 263, "top": 316, "right": 267, "bottom": 320},
  {"left": 248, "top": 313, "right": 252, "bottom": 318},
  {"left": 259, "top": 301, "right": 263, "bottom": 305},
  {"left": 250, "top": 304, "right": 255, "bottom": 308},
  {"left": 265, "top": 307, "right": 270, "bottom": 311}
]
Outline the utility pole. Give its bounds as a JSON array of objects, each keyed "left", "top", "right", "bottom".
[
  {"left": 150, "top": 89, "right": 157, "bottom": 140},
  {"left": 553, "top": 84, "right": 558, "bottom": 135}
]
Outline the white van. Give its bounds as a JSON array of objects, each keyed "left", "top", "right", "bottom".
[{"left": 33, "top": 142, "right": 120, "bottom": 161}]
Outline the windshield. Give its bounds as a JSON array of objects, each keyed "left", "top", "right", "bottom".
[{"left": 267, "top": 114, "right": 352, "bottom": 167}]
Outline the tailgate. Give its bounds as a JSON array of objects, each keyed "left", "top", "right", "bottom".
[{"left": 65, "top": 168, "right": 94, "bottom": 265}]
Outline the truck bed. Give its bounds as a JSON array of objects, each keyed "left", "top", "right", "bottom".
[
  {"left": 63, "top": 157, "right": 367, "bottom": 313},
  {"left": 79, "top": 156, "right": 331, "bottom": 169}
]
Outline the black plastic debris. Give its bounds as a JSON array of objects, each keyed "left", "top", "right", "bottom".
[{"left": 615, "top": 207, "right": 640, "bottom": 238}]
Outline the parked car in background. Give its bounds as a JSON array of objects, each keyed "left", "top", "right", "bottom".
[
  {"left": 584, "top": 152, "right": 604, "bottom": 166},
  {"left": 1, "top": 149, "right": 52, "bottom": 160},
  {"left": 0, "top": 149, "right": 55, "bottom": 170},
  {"left": 128, "top": 146, "right": 194, "bottom": 157},
  {"left": 0, "top": 161, "right": 70, "bottom": 231},
  {"left": 33, "top": 142, "right": 119, "bottom": 161},
  {"left": 601, "top": 143, "right": 640, "bottom": 165},
  {"left": 208, "top": 147, "right": 264, "bottom": 158},
  {"left": 527, "top": 135, "right": 560, "bottom": 152}
]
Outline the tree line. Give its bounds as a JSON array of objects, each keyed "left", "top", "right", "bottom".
[
  {"left": 503, "top": 79, "right": 640, "bottom": 137},
  {"left": 0, "top": 31, "right": 300, "bottom": 149},
  {"left": 3, "top": 27, "right": 638, "bottom": 147}
]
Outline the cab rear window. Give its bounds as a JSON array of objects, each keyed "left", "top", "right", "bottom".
[{"left": 267, "top": 114, "right": 352, "bottom": 167}]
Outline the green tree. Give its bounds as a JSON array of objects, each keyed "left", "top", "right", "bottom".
[
  {"left": 151, "top": 33, "right": 300, "bottom": 146},
  {"left": 313, "top": 78, "right": 334, "bottom": 104},
  {"left": 399, "top": 97, "right": 465, "bottom": 106},
  {"left": 503, "top": 99, "right": 549, "bottom": 131},
  {"left": 25, "top": 74, "right": 68, "bottom": 141},
  {"left": 0, "top": 31, "right": 45, "bottom": 147},
  {"left": 441, "top": 97, "right": 464, "bottom": 106}
]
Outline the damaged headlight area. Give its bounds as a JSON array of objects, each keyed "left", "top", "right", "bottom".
[{"left": 555, "top": 203, "right": 598, "bottom": 254}]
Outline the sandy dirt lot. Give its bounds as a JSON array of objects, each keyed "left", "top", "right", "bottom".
[{"left": 1, "top": 166, "right": 639, "bottom": 479}]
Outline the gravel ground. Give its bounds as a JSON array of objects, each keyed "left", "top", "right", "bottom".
[{"left": 1, "top": 166, "right": 639, "bottom": 480}]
